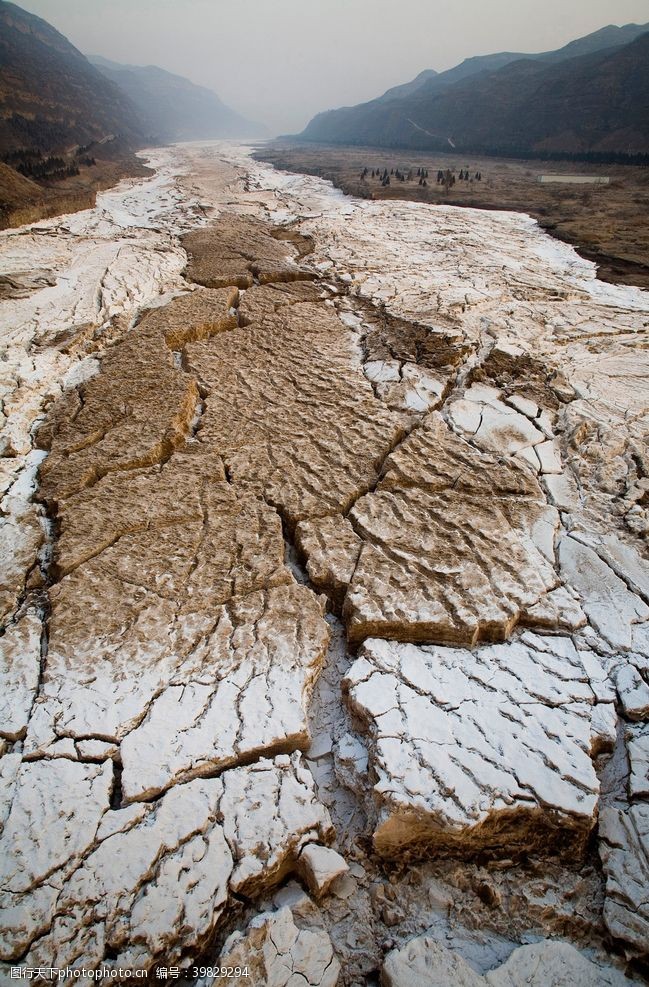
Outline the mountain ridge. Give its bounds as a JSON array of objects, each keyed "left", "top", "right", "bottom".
[
  {"left": 90, "top": 56, "right": 265, "bottom": 141},
  {"left": 0, "top": 0, "right": 141, "bottom": 153},
  {"left": 299, "top": 22, "right": 649, "bottom": 156}
]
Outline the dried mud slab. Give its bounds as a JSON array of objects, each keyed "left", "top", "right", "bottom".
[
  {"left": 182, "top": 214, "right": 312, "bottom": 289},
  {"left": 0, "top": 483, "right": 43, "bottom": 626},
  {"left": 296, "top": 515, "right": 362, "bottom": 609},
  {"left": 382, "top": 936, "right": 634, "bottom": 987},
  {"left": 599, "top": 803, "right": 649, "bottom": 956},
  {"left": 185, "top": 294, "right": 408, "bottom": 528},
  {"left": 344, "top": 634, "right": 615, "bottom": 859},
  {"left": 301, "top": 413, "right": 561, "bottom": 646},
  {"left": 0, "top": 609, "right": 41, "bottom": 742},
  {"left": 360, "top": 309, "right": 472, "bottom": 413},
  {"left": 0, "top": 754, "right": 331, "bottom": 972},
  {"left": 628, "top": 724, "right": 649, "bottom": 798},
  {"left": 138, "top": 284, "right": 239, "bottom": 347},
  {"left": 37, "top": 326, "right": 199, "bottom": 504},
  {"left": 238, "top": 279, "right": 324, "bottom": 325},
  {"left": 559, "top": 534, "right": 649, "bottom": 654},
  {"left": 25, "top": 457, "right": 329, "bottom": 800},
  {"left": 36, "top": 284, "right": 239, "bottom": 505},
  {"left": 218, "top": 907, "right": 340, "bottom": 987}
]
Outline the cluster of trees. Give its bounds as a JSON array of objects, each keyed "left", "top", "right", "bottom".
[
  {"left": 7, "top": 114, "right": 70, "bottom": 152},
  {"left": 16, "top": 155, "right": 79, "bottom": 182},
  {"left": 3, "top": 144, "right": 96, "bottom": 183},
  {"left": 15, "top": 155, "right": 80, "bottom": 182},
  {"left": 358, "top": 162, "right": 486, "bottom": 191},
  {"left": 362, "top": 165, "right": 432, "bottom": 185},
  {"left": 362, "top": 166, "right": 407, "bottom": 186},
  {"left": 2, "top": 147, "right": 41, "bottom": 166},
  {"left": 434, "top": 168, "right": 482, "bottom": 189}
]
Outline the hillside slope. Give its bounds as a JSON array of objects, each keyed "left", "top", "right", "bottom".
[
  {"left": 0, "top": 1, "right": 141, "bottom": 154},
  {"left": 91, "top": 57, "right": 266, "bottom": 141},
  {"left": 300, "top": 23, "right": 649, "bottom": 155}
]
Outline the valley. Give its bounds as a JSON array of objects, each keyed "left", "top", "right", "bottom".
[{"left": 0, "top": 141, "right": 648, "bottom": 985}]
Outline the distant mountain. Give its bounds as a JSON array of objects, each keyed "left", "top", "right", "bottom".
[
  {"left": 299, "top": 22, "right": 649, "bottom": 156},
  {"left": 378, "top": 70, "right": 438, "bottom": 103},
  {"left": 0, "top": 1, "right": 141, "bottom": 154},
  {"left": 91, "top": 57, "right": 266, "bottom": 142},
  {"left": 410, "top": 20, "right": 649, "bottom": 97}
]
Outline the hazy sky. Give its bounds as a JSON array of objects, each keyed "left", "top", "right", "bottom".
[{"left": 15, "top": 0, "right": 649, "bottom": 134}]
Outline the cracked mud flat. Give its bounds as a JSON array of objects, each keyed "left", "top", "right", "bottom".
[{"left": 0, "top": 141, "right": 648, "bottom": 986}]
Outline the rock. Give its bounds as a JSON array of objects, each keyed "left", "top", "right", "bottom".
[
  {"left": 344, "top": 634, "right": 612, "bottom": 859},
  {"left": 506, "top": 394, "right": 539, "bottom": 419},
  {"left": 333, "top": 732, "right": 369, "bottom": 791},
  {"left": 588, "top": 534, "right": 649, "bottom": 603},
  {"left": 118, "top": 581, "right": 328, "bottom": 802},
  {"left": 544, "top": 472, "right": 582, "bottom": 514},
  {"left": 474, "top": 344, "right": 564, "bottom": 414},
  {"left": 599, "top": 803, "right": 649, "bottom": 956},
  {"left": 0, "top": 753, "right": 24, "bottom": 833},
  {"left": 382, "top": 936, "right": 483, "bottom": 987},
  {"left": 364, "top": 360, "right": 402, "bottom": 384},
  {"left": 238, "top": 279, "right": 323, "bottom": 325},
  {"left": 37, "top": 321, "right": 200, "bottom": 505},
  {"left": 0, "top": 496, "right": 43, "bottom": 627},
  {"left": 535, "top": 440, "right": 562, "bottom": 475},
  {"left": 75, "top": 739, "right": 119, "bottom": 762},
  {"left": 448, "top": 383, "right": 547, "bottom": 459},
  {"left": 331, "top": 874, "right": 356, "bottom": 901},
  {"left": 298, "top": 844, "right": 349, "bottom": 898},
  {"left": 271, "top": 880, "right": 314, "bottom": 919},
  {"left": 522, "top": 585, "right": 586, "bottom": 632},
  {"left": 374, "top": 364, "right": 447, "bottom": 414},
  {"left": 219, "top": 907, "right": 340, "bottom": 987},
  {"left": 488, "top": 940, "right": 633, "bottom": 985},
  {"left": 382, "top": 936, "right": 633, "bottom": 987},
  {"left": 359, "top": 314, "right": 470, "bottom": 414}
]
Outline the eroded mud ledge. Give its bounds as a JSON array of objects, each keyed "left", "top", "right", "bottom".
[{"left": 0, "top": 142, "right": 648, "bottom": 985}]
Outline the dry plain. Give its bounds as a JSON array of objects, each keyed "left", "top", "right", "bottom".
[{"left": 257, "top": 142, "right": 649, "bottom": 290}]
